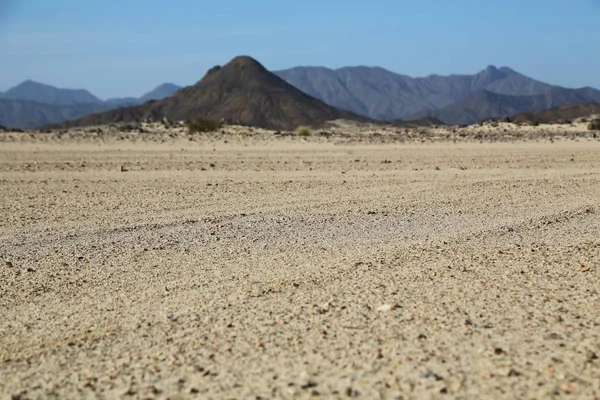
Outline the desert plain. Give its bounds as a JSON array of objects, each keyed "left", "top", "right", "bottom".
[{"left": 1, "top": 122, "right": 599, "bottom": 399}]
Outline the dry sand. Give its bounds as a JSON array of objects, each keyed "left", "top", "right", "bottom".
[{"left": 1, "top": 126, "right": 600, "bottom": 399}]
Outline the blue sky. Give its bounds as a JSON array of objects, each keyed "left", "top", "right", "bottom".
[{"left": 0, "top": 0, "right": 598, "bottom": 99}]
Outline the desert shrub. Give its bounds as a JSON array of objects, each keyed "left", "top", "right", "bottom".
[
  {"left": 118, "top": 123, "right": 141, "bottom": 132},
  {"left": 186, "top": 117, "right": 222, "bottom": 133},
  {"left": 588, "top": 119, "right": 600, "bottom": 131},
  {"left": 295, "top": 126, "right": 311, "bottom": 136}
]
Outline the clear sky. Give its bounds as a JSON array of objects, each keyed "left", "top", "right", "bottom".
[{"left": 0, "top": 0, "right": 598, "bottom": 99}]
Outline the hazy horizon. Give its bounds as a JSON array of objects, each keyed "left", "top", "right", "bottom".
[{"left": 1, "top": 0, "right": 599, "bottom": 98}]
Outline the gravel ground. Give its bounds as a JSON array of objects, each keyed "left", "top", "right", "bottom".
[{"left": 1, "top": 135, "right": 599, "bottom": 399}]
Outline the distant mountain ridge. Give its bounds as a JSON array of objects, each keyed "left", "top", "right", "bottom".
[
  {"left": 0, "top": 80, "right": 182, "bottom": 105},
  {"left": 0, "top": 81, "right": 182, "bottom": 129},
  {"left": 0, "top": 99, "right": 110, "bottom": 130},
  {"left": 46, "top": 56, "right": 366, "bottom": 130},
  {"left": 411, "top": 87, "right": 600, "bottom": 125},
  {"left": 139, "top": 83, "right": 181, "bottom": 103},
  {"left": 274, "top": 65, "right": 556, "bottom": 121},
  {"left": 3, "top": 80, "right": 103, "bottom": 106}
]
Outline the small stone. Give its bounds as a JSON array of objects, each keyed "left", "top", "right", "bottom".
[
  {"left": 422, "top": 370, "right": 444, "bottom": 381},
  {"left": 26, "top": 267, "right": 36, "bottom": 273},
  {"left": 376, "top": 304, "right": 393, "bottom": 312},
  {"left": 545, "top": 332, "right": 562, "bottom": 340},
  {"left": 580, "top": 265, "right": 591, "bottom": 272},
  {"left": 507, "top": 368, "right": 521, "bottom": 377},
  {"left": 120, "top": 165, "right": 128, "bottom": 172},
  {"left": 5, "top": 261, "right": 13, "bottom": 268},
  {"left": 586, "top": 350, "right": 598, "bottom": 361},
  {"left": 507, "top": 226, "right": 514, "bottom": 232},
  {"left": 559, "top": 382, "right": 576, "bottom": 393},
  {"left": 150, "top": 386, "right": 162, "bottom": 394},
  {"left": 493, "top": 347, "right": 505, "bottom": 355},
  {"left": 301, "top": 381, "right": 318, "bottom": 389}
]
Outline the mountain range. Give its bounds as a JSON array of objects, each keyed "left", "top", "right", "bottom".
[
  {"left": 274, "top": 65, "right": 600, "bottom": 124},
  {"left": 0, "top": 81, "right": 181, "bottom": 129},
  {"left": 274, "top": 65, "right": 556, "bottom": 121},
  {"left": 2, "top": 57, "right": 599, "bottom": 130},
  {"left": 47, "top": 56, "right": 363, "bottom": 131}
]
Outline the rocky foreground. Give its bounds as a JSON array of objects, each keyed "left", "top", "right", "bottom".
[{"left": 1, "top": 125, "right": 599, "bottom": 399}]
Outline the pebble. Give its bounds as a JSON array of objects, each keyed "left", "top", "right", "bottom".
[
  {"left": 421, "top": 370, "right": 444, "bottom": 381},
  {"left": 586, "top": 350, "right": 598, "bottom": 361}
]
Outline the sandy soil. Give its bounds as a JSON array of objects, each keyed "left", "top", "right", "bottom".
[{"left": 1, "top": 129, "right": 599, "bottom": 399}]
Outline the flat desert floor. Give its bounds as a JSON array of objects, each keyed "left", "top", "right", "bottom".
[{"left": 1, "top": 134, "right": 599, "bottom": 399}]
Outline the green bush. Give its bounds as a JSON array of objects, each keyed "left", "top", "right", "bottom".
[
  {"left": 294, "top": 126, "right": 311, "bottom": 136},
  {"left": 186, "top": 117, "right": 222, "bottom": 133}
]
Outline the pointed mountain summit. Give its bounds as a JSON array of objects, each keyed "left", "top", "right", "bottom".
[{"left": 47, "top": 56, "right": 364, "bottom": 130}]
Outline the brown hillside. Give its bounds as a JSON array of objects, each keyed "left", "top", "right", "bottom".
[
  {"left": 512, "top": 103, "right": 600, "bottom": 123},
  {"left": 46, "top": 56, "right": 366, "bottom": 130}
]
